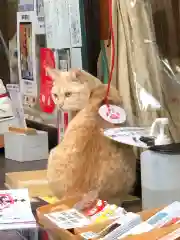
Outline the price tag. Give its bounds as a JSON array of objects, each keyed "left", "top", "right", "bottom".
[{"left": 99, "top": 104, "right": 126, "bottom": 124}]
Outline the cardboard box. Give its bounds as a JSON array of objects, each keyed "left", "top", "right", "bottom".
[
  {"left": 37, "top": 198, "right": 180, "bottom": 240},
  {"left": 37, "top": 196, "right": 85, "bottom": 240},
  {"left": 5, "top": 170, "right": 53, "bottom": 198},
  {"left": 4, "top": 130, "right": 49, "bottom": 162}
]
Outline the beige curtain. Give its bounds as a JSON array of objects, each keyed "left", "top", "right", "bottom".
[{"left": 107, "top": 0, "right": 180, "bottom": 142}]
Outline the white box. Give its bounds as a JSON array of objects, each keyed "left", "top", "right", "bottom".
[
  {"left": 71, "top": 48, "right": 82, "bottom": 69},
  {"left": 4, "top": 130, "right": 49, "bottom": 162}
]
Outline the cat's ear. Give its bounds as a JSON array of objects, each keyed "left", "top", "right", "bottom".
[
  {"left": 79, "top": 70, "right": 102, "bottom": 85},
  {"left": 46, "top": 67, "right": 61, "bottom": 81},
  {"left": 70, "top": 70, "right": 102, "bottom": 89},
  {"left": 69, "top": 69, "right": 82, "bottom": 82}
]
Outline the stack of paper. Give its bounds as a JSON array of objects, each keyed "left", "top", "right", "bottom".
[
  {"left": 0, "top": 189, "right": 36, "bottom": 230},
  {"left": 120, "top": 201, "right": 180, "bottom": 238}
]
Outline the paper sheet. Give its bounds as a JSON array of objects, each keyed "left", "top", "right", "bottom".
[
  {"left": 0, "top": 189, "right": 36, "bottom": 230},
  {"left": 45, "top": 208, "right": 91, "bottom": 229},
  {"left": 104, "top": 127, "right": 151, "bottom": 148}
]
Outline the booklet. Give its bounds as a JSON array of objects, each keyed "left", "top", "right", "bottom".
[{"left": 0, "top": 189, "right": 36, "bottom": 230}]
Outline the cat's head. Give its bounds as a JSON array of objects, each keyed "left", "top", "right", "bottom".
[
  {"left": 46, "top": 67, "right": 102, "bottom": 111},
  {"left": 46, "top": 67, "right": 122, "bottom": 111}
]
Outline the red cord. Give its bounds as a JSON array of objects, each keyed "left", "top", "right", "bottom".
[
  {"left": 105, "top": 0, "right": 115, "bottom": 108},
  {"left": 0, "top": 93, "right": 8, "bottom": 99}
]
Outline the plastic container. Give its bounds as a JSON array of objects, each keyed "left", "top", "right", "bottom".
[
  {"left": 150, "top": 118, "right": 172, "bottom": 146},
  {"left": 141, "top": 150, "right": 180, "bottom": 210}
]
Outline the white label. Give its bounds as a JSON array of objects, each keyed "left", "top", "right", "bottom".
[
  {"left": 43, "top": 0, "right": 56, "bottom": 48},
  {"left": 43, "top": 0, "right": 71, "bottom": 49},
  {"left": 68, "top": 0, "right": 82, "bottom": 47},
  {"left": 54, "top": 0, "right": 71, "bottom": 49},
  {"left": 6, "top": 84, "right": 27, "bottom": 128},
  {"left": 43, "top": 0, "right": 82, "bottom": 48},
  {"left": 45, "top": 209, "right": 91, "bottom": 229},
  {"left": 36, "top": 0, "right": 44, "bottom": 16}
]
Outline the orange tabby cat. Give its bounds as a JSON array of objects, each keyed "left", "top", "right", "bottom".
[{"left": 46, "top": 68, "right": 136, "bottom": 204}]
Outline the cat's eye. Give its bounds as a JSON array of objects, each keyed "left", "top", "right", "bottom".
[
  {"left": 65, "top": 92, "right": 72, "bottom": 97},
  {"left": 53, "top": 94, "right": 58, "bottom": 99}
]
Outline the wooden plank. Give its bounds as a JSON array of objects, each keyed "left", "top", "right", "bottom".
[
  {"left": 0, "top": 135, "right": 4, "bottom": 148},
  {"left": 99, "top": 0, "right": 109, "bottom": 40}
]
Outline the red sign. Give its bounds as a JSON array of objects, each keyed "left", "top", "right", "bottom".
[{"left": 39, "top": 48, "right": 56, "bottom": 113}]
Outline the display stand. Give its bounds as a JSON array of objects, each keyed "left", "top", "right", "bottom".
[
  {"left": 17, "top": 1, "right": 45, "bottom": 106},
  {"left": 4, "top": 84, "right": 49, "bottom": 162},
  {"left": 43, "top": 0, "right": 83, "bottom": 142}
]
